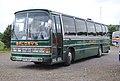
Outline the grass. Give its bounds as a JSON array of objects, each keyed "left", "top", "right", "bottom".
[
  {"left": 0, "top": 51, "right": 10, "bottom": 54},
  {"left": 0, "top": 41, "right": 10, "bottom": 54},
  {"left": 0, "top": 41, "right": 4, "bottom": 50}
]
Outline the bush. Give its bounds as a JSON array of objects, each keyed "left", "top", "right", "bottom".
[{"left": 0, "top": 41, "right": 5, "bottom": 50}]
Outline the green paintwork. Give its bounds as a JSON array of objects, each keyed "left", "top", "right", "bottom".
[
  {"left": 11, "top": 54, "right": 51, "bottom": 58},
  {"left": 11, "top": 40, "right": 50, "bottom": 46},
  {"left": 62, "top": 38, "right": 110, "bottom": 61}
]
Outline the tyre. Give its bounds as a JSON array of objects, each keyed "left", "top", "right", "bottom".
[
  {"left": 105, "top": 50, "right": 109, "bottom": 53},
  {"left": 34, "top": 62, "right": 41, "bottom": 65},
  {"left": 64, "top": 49, "right": 72, "bottom": 66},
  {"left": 97, "top": 47, "right": 102, "bottom": 57}
]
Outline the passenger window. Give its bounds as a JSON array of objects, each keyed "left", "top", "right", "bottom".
[
  {"left": 62, "top": 15, "right": 76, "bottom": 35},
  {"left": 75, "top": 18, "right": 87, "bottom": 36},
  {"left": 95, "top": 23, "right": 102, "bottom": 36},
  {"left": 86, "top": 21, "right": 96, "bottom": 36}
]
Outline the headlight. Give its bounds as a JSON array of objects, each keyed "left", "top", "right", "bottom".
[
  {"left": 12, "top": 48, "right": 17, "bottom": 52},
  {"left": 22, "top": 48, "right": 27, "bottom": 52},
  {"left": 32, "top": 48, "right": 50, "bottom": 53},
  {"left": 11, "top": 47, "right": 50, "bottom": 54},
  {"left": 27, "top": 48, "right": 32, "bottom": 52},
  {"left": 39, "top": 48, "right": 45, "bottom": 53},
  {"left": 18, "top": 48, "right": 22, "bottom": 52},
  {"left": 44, "top": 48, "right": 50, "bottom": 53},
  {"left": 32, "top": 48, "right": 39, "bottom": 53}
]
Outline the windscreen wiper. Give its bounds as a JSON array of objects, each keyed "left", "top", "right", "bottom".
[
  {"left": 13, "top": 31, "right": 18, "bottom": 40},
  {"left": 14, "top": 33, "right": 18, "bottom": 40}
]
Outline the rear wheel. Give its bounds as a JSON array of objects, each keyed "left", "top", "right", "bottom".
[{"left": 64, "top": 49, "right": 72, "bottom": 66}]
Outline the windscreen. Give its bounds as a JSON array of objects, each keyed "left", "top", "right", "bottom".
[{"left": 12, "top": 11, "right": 50, "bottom": 40}]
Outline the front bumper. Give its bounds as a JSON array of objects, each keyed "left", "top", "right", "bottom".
[{"left": 10, "top": 56, "right": 52, "bottom": 63}]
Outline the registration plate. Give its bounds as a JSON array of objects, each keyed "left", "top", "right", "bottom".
[{"left": 22, "top": 58, "right": 31, "bottom": 62}]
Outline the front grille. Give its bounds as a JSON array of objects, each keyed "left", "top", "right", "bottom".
[{"left": 22, "top": 55, "right": 31, "bottom": 57}]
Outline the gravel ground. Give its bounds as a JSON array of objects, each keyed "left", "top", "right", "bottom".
[{"left": 0, "top": 46, "right": 120, "bottom": 81}]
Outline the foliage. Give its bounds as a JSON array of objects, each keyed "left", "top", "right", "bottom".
[
  {"left": 0, "top": 32, "right": 3, "bottom": 41},
  {"left": 108, "top": 24, "right": 118, "bottom": 39},
  {"left": 1, "top": 25, "right": 12, "bottom": 48},
  {"left": 108, "top": 24, "right": 119, "bottom": 45},
  {"left": 0, "top": 41, "right": 4, "bottom": 50}
]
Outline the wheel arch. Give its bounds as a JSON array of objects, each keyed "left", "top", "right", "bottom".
[
  {"left": 99, "top": 44, "right": 103, "bottom": 53},
  {"left": 66, "top": 46, "right": 75, "bottom": 61}
]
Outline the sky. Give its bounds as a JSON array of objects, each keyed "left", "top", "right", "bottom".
[{"left": 0, "top": 0, "right": 120, "bottom": 33}]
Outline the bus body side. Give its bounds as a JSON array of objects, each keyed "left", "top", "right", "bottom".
[{"left": 61, "top": 16, "right": 110, "bottom": 63}]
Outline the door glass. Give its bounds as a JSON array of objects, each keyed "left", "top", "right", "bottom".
[
  {"left": 52, "top": 16, "right": 57, "bottom": 56},
  {"left": 55, "top": 15, "right": 62, "bottom": 57},
  {"left": 52, "top": 14, "right": 62, "bottom": 58}
]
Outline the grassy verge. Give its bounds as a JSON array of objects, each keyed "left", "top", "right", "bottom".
[
  {"left": 0, "top": 48, "right": 10, "bottom": 54},
  {"left": 0, "top": 51, "right": 10, "bottom": 54}
]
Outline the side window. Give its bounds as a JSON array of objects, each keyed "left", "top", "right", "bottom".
[
  {"left": 102, "top": 25, "right": 106, "bottom": 36},
  {"left": 95, "top": 23, "right": 102, "bottom": 36},
  {"left": 75, "top": 18, "right": 87, "bottom": 36},
  {"left": 62, "top": 15, "right": 76, "bottom": 35},
  {"left": 86, "top": 21, "right": 96, "bottom": 36}
]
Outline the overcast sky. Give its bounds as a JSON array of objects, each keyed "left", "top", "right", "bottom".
[{"left": 0, "top": 0, "right": 120, "bottom": 33}]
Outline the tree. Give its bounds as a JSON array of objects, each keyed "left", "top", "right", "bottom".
[
  {"left": 0, "top": 32, "right": 3, "bottom": 41},
  {"left": 108, "top": 24, "right": 117, "bottom": 39},
  {"left": 1, "top": 25, "right": 12, "bottom": 48},
  {"left": 108, "top": 24, "right": 119, "bottom": 45}
]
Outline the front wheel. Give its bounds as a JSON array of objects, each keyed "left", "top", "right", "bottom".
[
  {"left": 97, "top": 47, "right": 102, "bottom": 57},
  {"left": 64, "top": 49, "right": 72, "bottom": 66},
  {"left": 34, "top": 62, "right": 41, "bottom": 65}
]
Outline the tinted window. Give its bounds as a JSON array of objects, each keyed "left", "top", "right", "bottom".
[
  {"left": 75, "top": 18, "right": 87, "bottom": 35},
  {"left": 95, "top": 23, "right": 102, "bottom": 36},
  {"left": 86, "top": 21, "right": 96, "bottom": 36},
  {"left": 62, "top": 16, "right": 76, "bottom": 35}
]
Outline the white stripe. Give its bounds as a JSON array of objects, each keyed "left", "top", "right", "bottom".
[
  {"left": 12, "top": 52, "right": 51, "bottom": 55},
  {"left": 64, "top": 43, "right": 96, "bottom": 47},
  {"left": 63, "top": 36, "right": 109, "bottom": 40},
  {"left": 63, "top": 47, "right": 98, "bottom": 53},
  {"left": 11, "top": 46, "right": 51, "bottom": 48}
]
